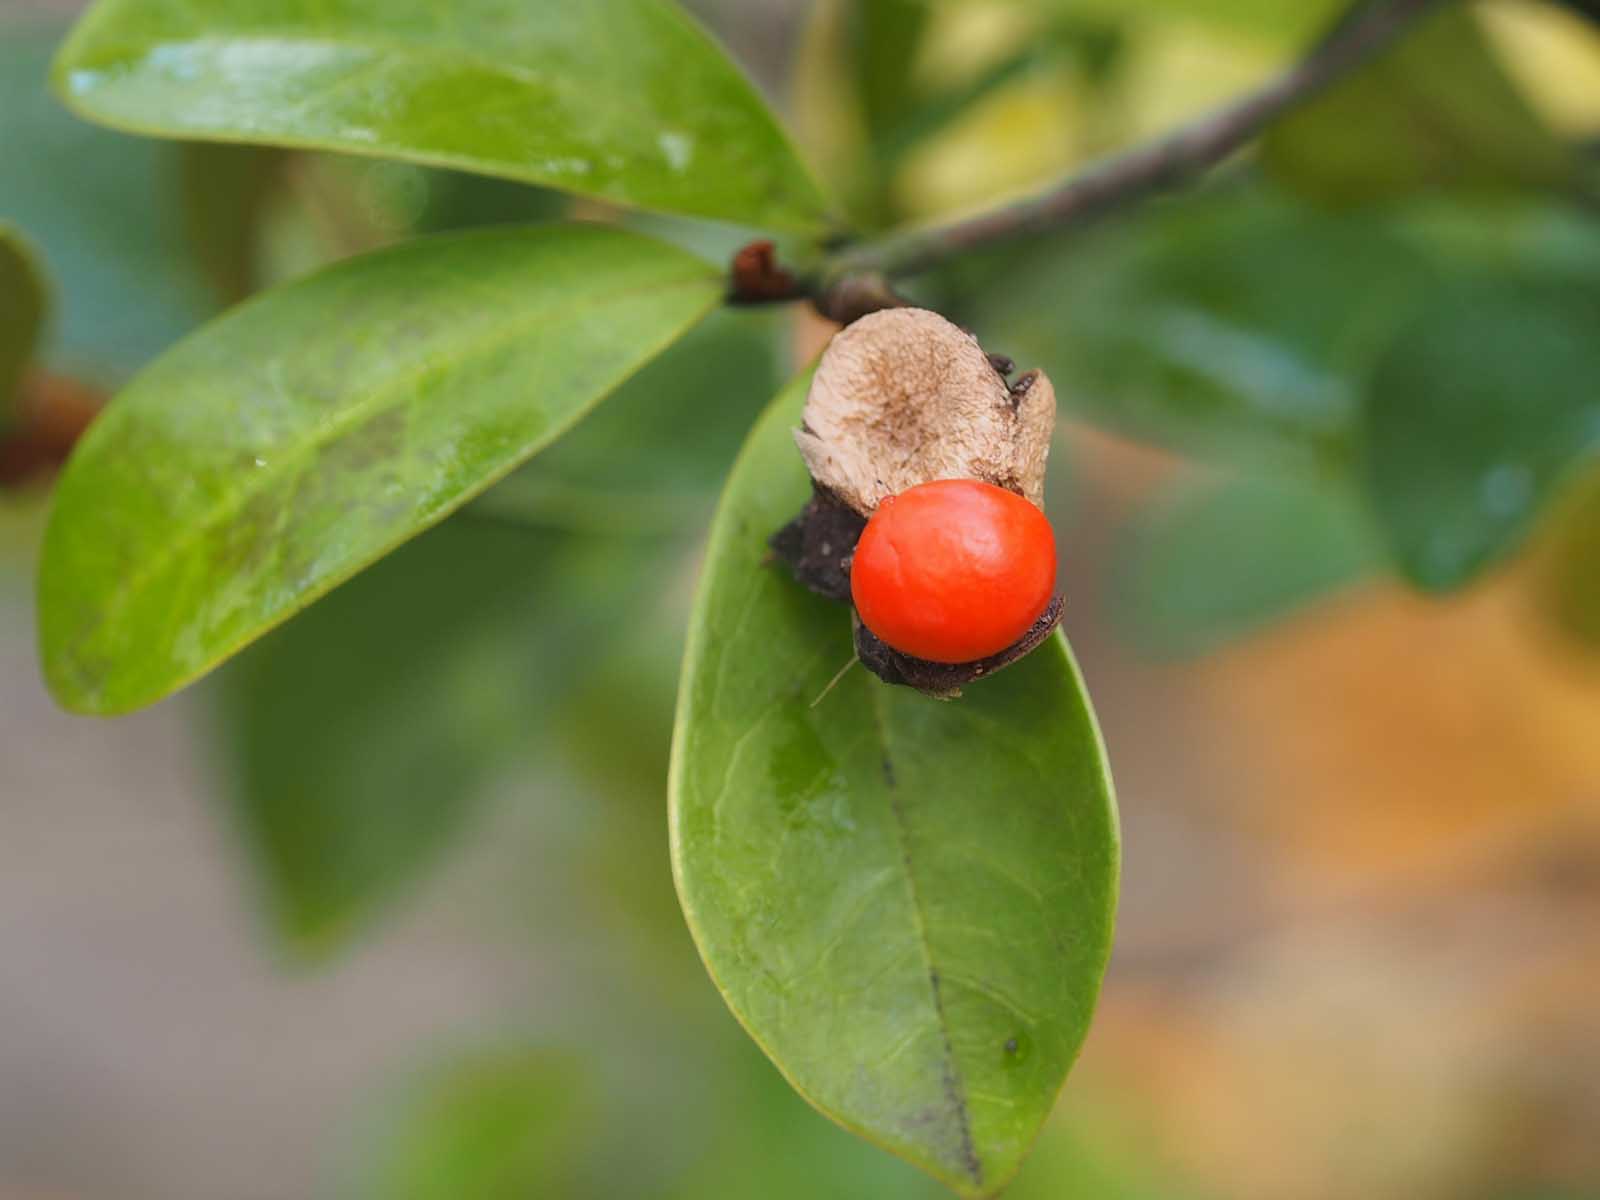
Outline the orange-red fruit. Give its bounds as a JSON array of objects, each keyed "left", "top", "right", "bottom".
[{"left": 850, "top": 479, "right": 1056, "bottom": 664}]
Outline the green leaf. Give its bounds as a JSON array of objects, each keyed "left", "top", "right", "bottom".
[
  {"left": 910, "top": 0, "right": 1340, "bottom": 41},
  {"left": 180, "top": 142, "right": 290, "bottom": 304},
  {"left": 218, "top": 517, "right": 661, "bottom": 954},
  {"left": 854, "top": 0, "right": 935, "bottom": 156},
  {"left": 54, "top": 0, "right": 832, "bottom": 233},
  {"left": 216, "top": 311, "right": 773, "bottom": 954},
  {"left": 364, "top": 1047, "right": 591, "bottom": 1200},
  {"left": 1362, "top": 278, "right": 1600, "bottom": 591},
  {"left": 966, "top": 189, "right": 1439, "bottom": 469},
  {"left": 0, "top": 29, "right": 213, "bottom": 376},
  {"left": 1263, "top": 7, "right": 1572, "bottom": 205},
  {"left": 410, "top": 170, "right": 569, "bottom": 237},
  {"left": 39, "top": 223, "right": 721, "bottom": 715},
  {"left": 1114, "top": 473, "right": 1380, "bottom": 658},
  {"left": 0, "top": 223, "right": 49, "bottom": 428},
  {"left": 663, "top": 1034, "right": 948, "bottom": 1200},
  {"left": 1057, "top": 0, "right": 1342, "bottom": 41},
  {"left": 473, "top": 306, "right": 784, "bottom": 534},
  {"left": 669, "top": 373, "right": 1120, "bottom": 1196}
]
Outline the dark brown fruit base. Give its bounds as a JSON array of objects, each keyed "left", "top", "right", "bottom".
[{"left": 769, "top": 485, "right": 1063, "bottom": 699}]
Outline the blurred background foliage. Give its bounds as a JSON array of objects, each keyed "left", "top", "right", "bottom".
[{"left": 4, "top": 0, "right": 1600, "bottom": 1197}]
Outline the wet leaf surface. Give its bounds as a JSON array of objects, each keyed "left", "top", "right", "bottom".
[
  {"left": 40, "top": 224, "right": 721, "bottom": 713},
  {"left": 56, "top": 0, "right": 832, "bottom": 232}
]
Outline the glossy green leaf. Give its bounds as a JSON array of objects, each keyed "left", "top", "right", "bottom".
[
  {"left": 365, "top": 1048, "right": 591, "bottom": 1200},
  {"left": 1114, "top": 473, "right": 1380, "bottom": 658},
  {"left": 40, "top": 223, "right": 722, "bottom": 715},
  {"left": 1362, "top": 279, "right": 1600, "bottom": 591},
  {"left": 1263, "top": 7, "right": 1572, "bottom": 205},
  {"left": 0, "top": 29, "right": 213, "bottom": 376},
  {"left": 0, "top": 223, "right": 49, "bottom": 427},
  {"left": 669, "top": 374, "right": 1119, "bottom": 1196},
  {"left": 55, "top": 0, "right": 832, "bottom": 233}
]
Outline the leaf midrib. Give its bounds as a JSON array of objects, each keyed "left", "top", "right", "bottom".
[
  {"left": 59, "top": 269, "right": 714, "bottom": 666},
  {"left": 866, "top": 683, "right": 982, "bottom": 1190}
]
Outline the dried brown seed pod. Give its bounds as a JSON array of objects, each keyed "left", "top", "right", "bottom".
[
  {"left": 793, "top": 307, "right": 1055, "bottom": 517},
  {"left": 771, "top": 307, "right": 1062, "bottom": 697}
]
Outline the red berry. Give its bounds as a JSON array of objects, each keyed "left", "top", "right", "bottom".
[{"left": 850, "top": 479, "right": 1056, "bottom": 664}]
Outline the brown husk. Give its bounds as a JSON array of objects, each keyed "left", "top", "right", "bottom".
[
  {"left": 769, "top": 307, "right": 1062, "bottom": 697},
  {"left": 793, "top": 307, "right": 1055, "bottom": 517}
]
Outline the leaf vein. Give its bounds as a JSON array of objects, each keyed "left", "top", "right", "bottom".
[{"left": 867, "top": 684, "right": 983, "bottom": 1188}]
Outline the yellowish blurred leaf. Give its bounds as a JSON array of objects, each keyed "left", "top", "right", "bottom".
[{"left": 1481, "top": 0, "right": 1600, "bottom": 135}]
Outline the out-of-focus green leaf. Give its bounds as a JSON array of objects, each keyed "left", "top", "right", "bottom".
[
  {"left": 1083, "top": 0, "right": 1338, "bottom": 40},
  {"left": 180, "top": 143, "right": 290, "bottom": 305},
  {"left": 223, "top": 518, "right": 533, "bottom": 951},
  {"left": 219, "top": 515, "right": 666, "bottom": 954},
  {"left": 880, "top": 28, "right": 1119, "bottom": 167},
  {"left": 855, "top": 0, "right": 934, "bottom": 151},
  {"left": 411, "top": 171, "right": 569, "bottom": 236},
  {"left": 1263, "top": 7, "right": 1572, "bottom": 204},
  {"left": 473, "top": 307, "right": 783, "bottom": 534},
  {"left": 669, "top": 373, "right": 1119, "bottom": 1197},
  {"left": 290, "top": 158, "right": 571, "bottom": 247},
  {"left": 1002, "top": 1105, "right": 1197, "bottom": 1200},
  {"left": 1391, "top": 199, "right": 1600, "bottom": 284},
  {"left": 1362, "top": 279, "right": 1600, "bottom": 591},
  {"left": 911, "top": 0, "right": 1340, "bottom": 41},
  {"left": 365, "top": 1048, "right": 591, "bottom": 1200},
  {"left": 55, "top": 0, "right": 833, "bottom": 233},
  {"left": 0, "top": 224, "right": 48, "bottom": 427},
  {"left": 245, "top": 155, "right": 570, "bottom": 291},
  {"left": 1114, "top": 473, "right": 1380, "bottom": 658},
  {"left": 39, "top": 224, "right": 722, "bottom": 715},
  {"left": 0, "top": 30, "right": 212, "bottom": 376},
  {"left": 664, "top": 1040, "right": 947, "bottom": 1200},
  {"left": 968, "top": 190, "right": 1439, "bottom": 468}
]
